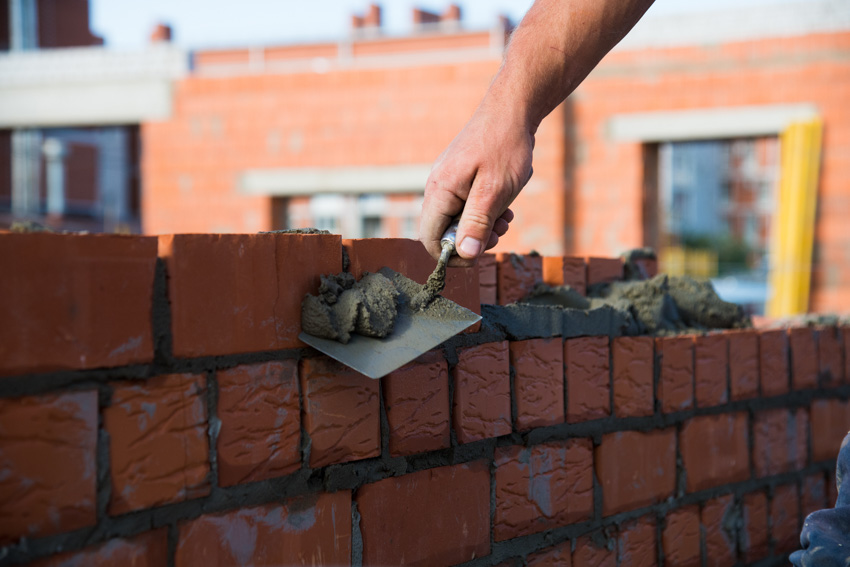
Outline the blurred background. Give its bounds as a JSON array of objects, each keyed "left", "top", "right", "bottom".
[{"left": 0, "top": 0, "right": 848, "bottom": 316}]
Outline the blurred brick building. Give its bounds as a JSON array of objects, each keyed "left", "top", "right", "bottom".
[{"left": 1, "top": 1, "right": 849, "bottom": 312}]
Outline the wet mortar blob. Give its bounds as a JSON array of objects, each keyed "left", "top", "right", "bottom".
[{"left": 410, "top": 253, "right": 448, "bottom": 312}]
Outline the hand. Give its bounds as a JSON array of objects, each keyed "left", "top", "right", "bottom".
[{"left": 419, "top": 101, "right": 534, "bottom": 266}]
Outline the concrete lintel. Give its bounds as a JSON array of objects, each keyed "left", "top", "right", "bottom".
[
  {"left": 607, "top": 104, "right": 820, "bottom": 142},
  {"left": 240, "top": 164, "right": 432, "bottom": 196},
  {"left": 0, "top": 80, "right": 174, "bottom": 128}
]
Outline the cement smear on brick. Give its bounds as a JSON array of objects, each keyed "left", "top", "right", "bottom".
[
  {"left": 410, "top": 253, "right": 448, "bottom": 311},
  {"left": 301, "top": 272, "right": 400, "bottom": 344},
  {"left": 522, "top": 274, "right": 749, "bottom": 336}
]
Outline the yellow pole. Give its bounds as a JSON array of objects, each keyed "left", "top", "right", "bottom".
[{"left": 767, "top": 119, "right": 822, "bottom": 317}]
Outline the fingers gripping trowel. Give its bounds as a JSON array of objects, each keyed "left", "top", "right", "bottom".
[{"left": 298, "top": 220, "right": 480, "bottom": 379}]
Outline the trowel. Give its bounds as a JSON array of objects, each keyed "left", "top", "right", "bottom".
[{"left": 299, "top": 221, "right": 481, "bottom": 379}]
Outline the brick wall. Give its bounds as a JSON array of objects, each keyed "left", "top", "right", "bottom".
[{"left": 1, "top": 233, "right": 848, "bottom": 566}]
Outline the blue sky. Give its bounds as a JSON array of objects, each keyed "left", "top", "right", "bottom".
[{"left": 90, "top": 0, "right": 807, "bottom": 50}]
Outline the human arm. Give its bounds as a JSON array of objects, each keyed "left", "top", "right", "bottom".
[{"left": 419, "top": 0, "right": 655, "bottom": 264}]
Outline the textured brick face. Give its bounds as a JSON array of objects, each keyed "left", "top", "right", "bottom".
[
  {"left": 759, "top": 330, "right": 789, "bottom": 397},
  {"left": 511, "top": 338, "right": 565, "bottom": 430},
  {"left": 694, "top": 334, "right": 728, "bottom": 407},
  {"left": 752, "top": 408, "right": 808, "bottom": 477},
  {"left": 789, "top": 328, "right": 818, "bottom": 389},
  {"left": 565, "top": 336, "right": 610, "bottom": 422},
  {"left": 160, "top": 233, "right": 342, "bottom": 357},
  {"left": 741, "top": 492, "right": 769, "bottom": 563},
  {"left": 357, "top": 461, "right": 490, "bottom": 566},
  {"left": 729, "top": 330, "right": 759, "bottom": 400},
  {"left": 596, "top": 429, "right": 676, "bottom": 516},
  {"left": 656, "top": 337, "right": 694, "bottom": 413},
  {"left": 0, "top": 233, "right": 156, "bottom": 376},
  {"left": 31, "top": 530, "right": 168, "bottom": 567},
  {"left": 771, "top": 483, "right": 800, "bottom": 554},
  {"left": 217, "top": 361, "right": 301, "bottom": 487},
  {"left": 176, "top": 492, "right": 351, "bottom": 566},
  {"left": 383, "top": 350, "right": 450, "bottom": 456},
  {"left": 300, "top": 357, "right": 380, "bottom": 468},
  {"left": 0, "top": 391, "right": 97, "bottom": 542},
  {"left": 526, "top": 541, "right": 572, "bottom": 566},
  {"left": 497, "top": 253, "right": 542, "bottom": 305},
  {"left": 573, "top": 532, "right": 616, "bottom": 567},
  {"left": 810, "top": 398, "right": 850, "bottom": 462},
  {"left": 453, "top": 341, "right": 512, "bottom": 443},
  {"left": 479, "top": 253, "right": 498, "bottom": 305},
  {"left": 662, "top": 506, "right": 700, "bottom": 567},
  {"left": 543, "top": 256, "right": 587, "bottom": 295},
  {"left": 817, "top": 326, "right": 844, "bottom": 385},
  {"left": 106, "top": 374, "right": 210, "bottom": 514},
  {"left": 617, "top": 516, "right": 656, "bottom": 567},
  {"left": 586, "top": 257, "right": 623, "bottom": 286},
  {"left": 680, "top": 413, "right": 749, "bottom": 492},
  {"left": 494, "top": 439, "right": 593, "bottom": 540},
  {"left": 701, "top": 495, "right": 736, "bottom": 567},
  {"left": 612, "top": 336, "right": 654, "bottom": 418}
]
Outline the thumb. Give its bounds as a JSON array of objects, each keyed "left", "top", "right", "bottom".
[{"left": 455, "top": 177, "right": 503, "bottom": 260}]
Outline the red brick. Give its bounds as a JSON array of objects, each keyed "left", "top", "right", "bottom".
[
  {"left": 759, "top": 330, "right": 790, "bottom": 397},
  {"left": 801, "top": 472, "right": 827, "bottom": 518},
  {"left": 656, "top": 337, "right": 694, "bottom": 413},
  {"left": 595, "top": 429, "right": 676, "bottom": 516},
  {"left": 176, "top": 492, "right": 350, "bottom": 566},
  {"left": 662, "top": 506, "right": 700, "bottom": 567},
  {"left": 742, "top": 492, "right": 769, "bottom": 563},
  {"left": 494, "top": 439, "right": 593, "bottom": 540},
  {"left": 543, "top": 256, "right": 587, "bottom": 295},
  {"left": 701, "top": 495, "right": 736, "bottom": 567},
  {"left": 300, "top": 357, "right": 380, "bottom": 468},
  {"left": 106, "top": 373, "right": 210, "bottom": 514},
  {"left": 0, "top": 233, "right": 156, "bottom": 376},
  {"left": 160, "top": 232, "right": 342, "bottom": 357},
  {"left": 30, "top": 530, "right": 168, "bottom": 567},
  {"left": 383, "top": 350, "right": 450, "bottom": 456},
  {"left": 479, "top": 253, "right": 497, "bottom": 305},
  {"left": 694, "top": 334, "right": 727, "bottom": 407},
  {"left": 586, "top": 257, "right": 624, "bottom": 286},
  {"left": 497, "top": 253, "right": 543, "bottom": 305},
  {"left": 789, "top": 327, "right": 818, "bottom": 389},
  {"left": 511, "top": 338, "right": 565, "bottom": 430},
  {"left": 216, "top": 361, "right": 301, "bottom": 487},
  {"left": 357, "top": 461, "right": 489, "bottom": 565},
  {"left": 344, "top": 237, "right": 480, "bottom": 330},
  {"left": 810, "top": 398, "right": 850, "bottom": 462},
  {"left": 618, "top": 516, "right": 656, "bottom": 567},
  {"left": 753, "top": 408, "right": 809, "bottom": 477},
  {"left": 770, "top": 483, "right": 800, "bottom": 554},
  {"left": 612, "top": 337, "right": 654, "bottom": 418},
  {"left": 453, "top": 341, "right": 512, "bottom": 443},
  {"left": 565, "top": 336, "right": 610, "bottom": 422},
  {"left": 0, "top": 391, "right": 97, "bottom": 542},
  {"left": 573, "top": 532, "right": 616, "bottom": 567},
  {"left": 527, "top": 541, "right": 572, "bottom": 566},
  {"left": 729, "top": 330, "right": 759, "bottom": 400},
  {"left": 818, "top": 326, "right": 844, "bottom": 385},
  {"left": 680, "top": 413, "right": 749, "bottom": 492}
]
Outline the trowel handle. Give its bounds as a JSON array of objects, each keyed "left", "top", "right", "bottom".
[{"left": 440, "top": 219, "right": 460, "bottom": 253}]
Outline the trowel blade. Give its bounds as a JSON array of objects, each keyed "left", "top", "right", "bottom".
[{"left": 298, "top": 267, "right": 481, "bottom": 379}]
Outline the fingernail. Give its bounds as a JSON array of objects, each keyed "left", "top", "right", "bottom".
[{"left": 459, "top": 237, "right": 482, "bottom": 258}]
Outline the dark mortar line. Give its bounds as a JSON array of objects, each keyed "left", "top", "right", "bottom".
[
  {"left": 675, "top": 422, "right": 687, "bottom": 498},
  {"left": 654, "top": 509, "right": 664, "bottom": 567},
  {"left": 747, "top": 407, "right": 758, "bottom": 481},
  {"left": 489, "top": 459, "right": 497, "bottom": 555},
  {"left": 95, "top": 382, "right": 113, "bottom": 523},
  {"left": 508, "top": 361, "right": 518, "bottom": 434},
  {"left": 377, "top": 378, "right": 390, "bottom": 460},
  {"left": 152, "top": 257, "right": 173, "bottom": 366},
  {"left": 205, "top": 370, "right": 221, "bottom": 490},
  {"left": 166, "top": 523, "right": 178, "bottom": 567},
  {"left": 444, "top": 343, "right": 460, "bottom": 448},
  {"left": 350, "top": 500, "right": 363, "bottom": 567},
  {"left": 0, "top": 365, "right": 154, "bottom": 399}
]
